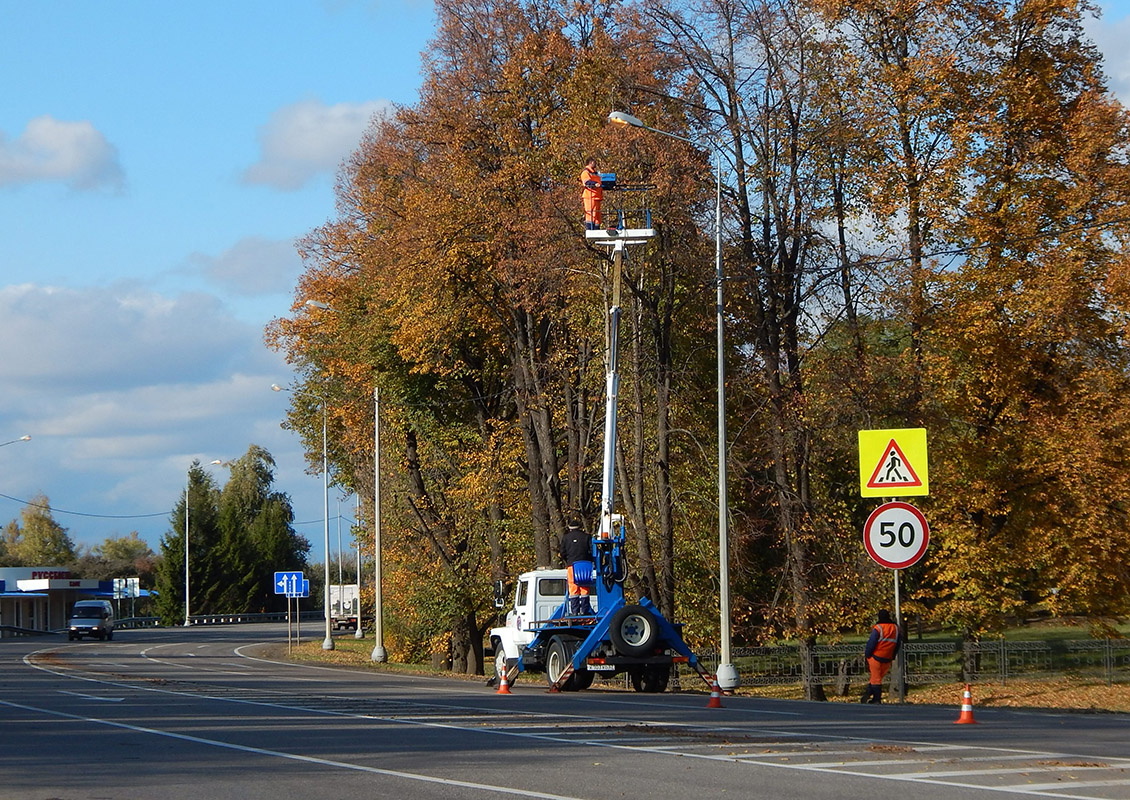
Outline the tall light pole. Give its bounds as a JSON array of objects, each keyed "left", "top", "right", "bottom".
[
  {"left": 609, "top": 110, "right": 738, "bottom": 690},
  {"left": 370, "top": 385, "right": 387, "bottom": 662},
  {"left": 185, "top": 458, "right": 223, "bottom": 627},
  {"left": 273, "top": 382, "right": 334, "bottom": 651},
  {"left": 304, "top": 299, "right": 387, "bottom": 663}
]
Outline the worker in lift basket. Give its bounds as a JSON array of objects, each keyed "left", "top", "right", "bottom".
[
  {"left": 580, "top": 158, "right": 603, "bottom": 230},
  {"left": 560, "top": 512, "right": 595, "bottom": 616},
  {"left": 861, "top": 609, "right": 901, "bottom": 704}
]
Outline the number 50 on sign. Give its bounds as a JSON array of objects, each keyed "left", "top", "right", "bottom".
[{"left": 863, "top": 501, "right": 930, "bottom": 569}]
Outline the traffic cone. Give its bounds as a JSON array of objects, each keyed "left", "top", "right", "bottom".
[
  {"left": 496, "top": 668, "right": 512, "bottom": 695},
  {"left": 953, "top": 683, "right": 978, "bottom": 724},
  {"left": 706, "top": 677, "right": 723, "bottom": 708}
]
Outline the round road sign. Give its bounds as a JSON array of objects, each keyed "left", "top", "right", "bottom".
[{"left": 863, "top": 501, "right": 930, "bottom": 569}]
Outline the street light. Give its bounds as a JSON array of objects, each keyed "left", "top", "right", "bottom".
[
  {"left": 185, "top": 458, "right": 223, "bottom": 627},
  {"left": 303, "top": 299, "right": 387, "bottom": 663},
  {"left": 609, "top": 110, "right": 738, "bottom": 690},
  {"left": 273, "top": 382, "right": 335, "bottom": 651},
  {"left": 0, "top": 435, "right": 31, "bottom": 448}
]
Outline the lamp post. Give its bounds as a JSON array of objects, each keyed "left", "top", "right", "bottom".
[
  {"left": 272, "top": 382, "right": 334, "bottom": 651},
  {"left": 304, "top": 299, "right": 386, "bottom": 663},
  {"left": 0, "top": 435, "right": 31, "bottom": 448},
  {"left": 609, "top": 110, "right": 738, "bottom": 690},
  {"left": 370, "top": 385, "right": 387, "bottom": 662},
  {"left": 185, "top": 458, "right": 223, "bottom": 627}
]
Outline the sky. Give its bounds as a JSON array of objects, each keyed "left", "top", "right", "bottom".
[{"left": 1, "top": 0, "right": 1129, "bottom": 564}]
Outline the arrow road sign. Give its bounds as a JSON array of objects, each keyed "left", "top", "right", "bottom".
[
  {"left": 863, "top": 501, "right": 930, "bottom": 569},
  {"left": 274, "top": 571, "right": 304, "bottom": 596}
]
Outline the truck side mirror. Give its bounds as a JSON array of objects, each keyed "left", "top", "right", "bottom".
[{"left": 493, "top": 580, "right": 507, "bottom": 609}]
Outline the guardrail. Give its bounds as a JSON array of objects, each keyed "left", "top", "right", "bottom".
[
  {"left": 0, "top": 625, "right": 59, "bottom": 638},
  {"left": 186, "top": 611, "right": 324, "bottom": 626},
  {"left": 687, "top": 638, "right": 1130, "bottom": 689}
]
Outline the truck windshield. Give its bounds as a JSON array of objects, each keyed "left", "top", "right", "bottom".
[{"left": 71, "top": 608, "right": 103, "bottom": 619}]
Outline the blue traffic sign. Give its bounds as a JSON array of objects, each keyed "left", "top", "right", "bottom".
[
  {"left": 274, "top": 571, "right": 304, "bottom": 596},
  {"left": 300, "top": 579, "right": 310, "bottom": 598}
]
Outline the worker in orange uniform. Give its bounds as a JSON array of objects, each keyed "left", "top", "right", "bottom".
[
  {"left": 861, "top": 609, "right": 901, "bottom": 704},
  {"left": 580, "top": 158, "right": 603, "bottom": 230},
  {"left": 559, "top": 512, "right": 594, "bottom": 616}
]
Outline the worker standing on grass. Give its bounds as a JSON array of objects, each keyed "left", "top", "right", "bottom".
[
  {"left": 560, "top": 513, "right": 594, "bottom": 616},
  {"left": 581, "top": 158, "right": 603, "bottom": 230},
  {"left": 861, "top": 609, "right": 901, "bottom": 704}
]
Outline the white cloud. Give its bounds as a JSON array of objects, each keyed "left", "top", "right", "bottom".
[
  {"left": 0, "top": 115, "right": 124, "bottom": 191},
  {"left": 0, "top": 281, "right": 325, "bottom": 549},
  {"left": 1087, "top": 4, "right": 1130, "bottom": 105},
  {"left": 189, "top": 236, "right": 304, "bottom": 296},
  {"left": 0, "top": 283, "right": 255, "bottom": 392},
  {"left": 242, "top": 97, "right": 390, "bottom": 190}
]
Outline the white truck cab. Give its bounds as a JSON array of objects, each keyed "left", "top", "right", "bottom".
[{"left": 490, "top": 569, "right": 582, "bottom": 672}]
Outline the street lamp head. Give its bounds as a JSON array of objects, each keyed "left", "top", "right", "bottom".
[
  {"left": 271, "top": 384, "right": 284, "bottom": 392},
  {"left": 209, "top": 459, "right": 223, "bottom": 466},
  {"left": 19, "top": 435, "right": 30, "bottom": 441},
  {"left": 609, "top": 110, "right": 645, "bottom": 128},
  {"left": 305, "top": 300, "right": 333, "bottom": 311}
]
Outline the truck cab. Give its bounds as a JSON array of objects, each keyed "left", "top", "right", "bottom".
[{"left": 490, "top": 569, "right": 572, "bottom": 666}]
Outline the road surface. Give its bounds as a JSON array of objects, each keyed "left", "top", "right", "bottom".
[{"left": 2, "top": 624, "right": 1128, "bottom": 799}]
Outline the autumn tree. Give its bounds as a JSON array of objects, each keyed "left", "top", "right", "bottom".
[
  {"left": 268, "top": 0, "right": 719, "bottom": 671},
  {"left": 1, "top": 497, "right": 76, "bottom": 565},
  {"left": 920, "top": 0, "right": 1130, "bottom": 632},
  {"left": 73, "top": 531, "right": 156, "bottom": 585}
]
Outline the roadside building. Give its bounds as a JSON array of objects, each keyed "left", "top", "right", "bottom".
[{"left": 0, "top": 566, "right": 113, "bottom": 635}]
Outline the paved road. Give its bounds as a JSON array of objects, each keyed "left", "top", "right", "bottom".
[{"left": 2, "top": 624, "right": 1129, "bottom": 799}]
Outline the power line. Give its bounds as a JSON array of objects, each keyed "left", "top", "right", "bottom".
[{"left": 0, "top": 492, "right": 168, "bottom": 520}]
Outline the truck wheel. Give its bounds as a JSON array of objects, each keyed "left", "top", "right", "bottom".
[
  {"left": 631, "top": 665, "right": 670, "bottom": 693},
  {"left": 546, "top": 637, "right": 585, "bottom": 691},
  {"left": 610, "top": 605, "right": 658, "bottom": 658},
  {"left": 494, "top": 648, "right": 508, "bottom": 682}
]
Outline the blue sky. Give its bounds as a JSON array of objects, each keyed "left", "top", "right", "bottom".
[{"left": 1, "top": 0, "right": 1128, "bottom": 563}]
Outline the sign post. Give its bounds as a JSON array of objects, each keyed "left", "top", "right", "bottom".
[{"left": 274, "top": 571, "right": 305, "bottom": 652}]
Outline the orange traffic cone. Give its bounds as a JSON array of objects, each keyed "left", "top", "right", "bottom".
[
  {"left": 953, "top": 683, "right": 978, "bottom": 724},
  {"left": 496, "top": 668, "right": 512, "bottom": 695},
  {"left": 706, "top": 677, "right": 723, "bottom": 708}
]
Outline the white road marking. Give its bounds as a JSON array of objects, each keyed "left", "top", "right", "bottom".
[{"left": 0, "top": 698, "right": 584, "bottom": 800}]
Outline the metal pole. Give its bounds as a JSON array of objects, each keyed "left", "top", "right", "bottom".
[
  {"left": 715, "top": 147, "right": 738, "bottom": 690},
  {"left": 371, "top": 386, "right": 387, "bottom": 662},
  {"left": 322, "top": 402, "right": 334, "bottom": 650},
  {"left": 355, "top": 495, "right": 364, "bottom": 639},
  {"left": 184, "top": 470, "right": 191, "bottom": 627},
  {"left": 894, "top": 568, "right": 905, "bottom": 702}
]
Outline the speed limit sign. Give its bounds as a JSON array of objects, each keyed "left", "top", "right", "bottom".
[{"left": 864, "top": 501, "right": 930, "bottom": 569}]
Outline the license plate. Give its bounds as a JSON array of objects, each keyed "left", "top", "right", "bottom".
[{"left": 585, "top": 663, "right": 617, "bottom": 671}]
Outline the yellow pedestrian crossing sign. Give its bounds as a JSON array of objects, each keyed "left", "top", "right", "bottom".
[{"left": 858, "top": 428, "right": 928, "bottom": 497}]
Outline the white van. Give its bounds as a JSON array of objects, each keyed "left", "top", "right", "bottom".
[{"left": 68, "top": 600, "right": 114, "bottom": 641}]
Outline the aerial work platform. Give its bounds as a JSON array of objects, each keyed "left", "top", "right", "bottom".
[{"left": 584, "top": 177, "right": 657, "bottom": 247}]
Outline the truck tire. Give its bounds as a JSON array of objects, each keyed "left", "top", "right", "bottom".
[
  {"left": 546, "top": 637, "right": 588, "bottom": 691},
  {"left": 609, "top": 605, "right": 658, "bottom": 658},
  {"left": 631, "top": 665, "right": 670, "bottom": 693},
  {"left": 494, "top": 648, "right": 507, "bottom": 683}
]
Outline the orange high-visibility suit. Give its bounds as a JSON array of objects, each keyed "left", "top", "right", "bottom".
[
  {"left": 862, "top": 613, "right": 900, "bottom": 704},
  {"left": 581, "top": 162, "right": 602, "bottom": 229}
]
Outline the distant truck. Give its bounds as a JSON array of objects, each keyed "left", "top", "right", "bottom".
[{"left": 329, "top": 584, "right": 359, "bottom": 630}]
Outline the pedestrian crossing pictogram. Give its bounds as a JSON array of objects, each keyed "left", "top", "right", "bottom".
[
  {"left": 858, "top": 428, "right": 929, "bottom": 498},
  {"left": 866, "top": 439, "right": 922, "bottom": 490}
]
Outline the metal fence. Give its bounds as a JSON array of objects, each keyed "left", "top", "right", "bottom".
[{"left": 688, "top": 639, "right": 1130, "bottom": 689}]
